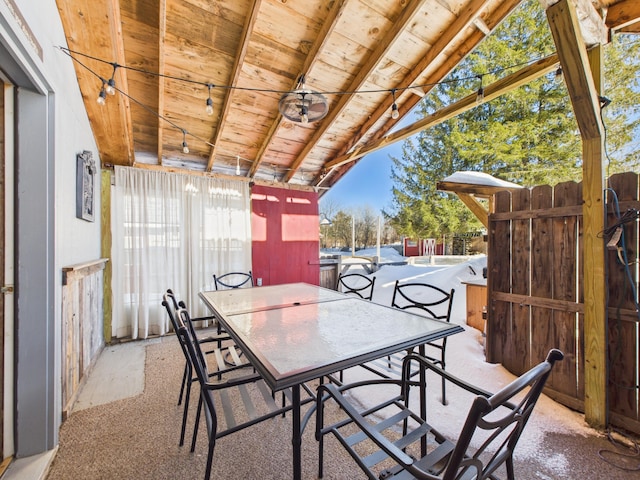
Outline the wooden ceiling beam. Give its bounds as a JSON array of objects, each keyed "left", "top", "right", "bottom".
[
  {"left": 156, "top": 0, "right": 166, "bottom": 166},
  {"left": 323, "top": 54, "right": 559, "bottom": 171},
  {"left": 547, "top": 2, "right": 603, "bottom": 139},
  {"left": 315, "top": 0, "right": 521, "bottom": 187},
  {"left": 56, "top": 0, "right": 134, "bottom": 166},
  {"left": 605, "top": 0, "right": 640, "bottom": 32},
  {"left": 282, "top": 0, "right": 430, "bottom": 182},
  {"left": 206, "top": 0, "right": 262, "bottom": 173},
  {"left": 540, "top": 0, "right": 608, "bottom": 45},
  {"left": 249, "top": 0, "right": 349, "bottom": 179}
]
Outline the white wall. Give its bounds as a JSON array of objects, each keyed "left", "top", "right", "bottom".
[{"left": 1, "top": 0, "right": 101, "bottom": 458}]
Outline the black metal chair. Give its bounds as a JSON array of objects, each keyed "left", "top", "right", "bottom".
[
  {"left": 362, "top": 280, "right": 455, "bottom": 404},
  {"left": 336, "top": 272, "right": 376, "bottom": 300},
  {"left": 162, "top": 290, "right": 252, "bottom": 447},
  {"left": 316, "top": 349, "right": 564, "bottom": 480},
  {"left": 175, "top": 307, "right": 301, "bottom": 480},
  {"left": 213, "top": 271, "right": 254, "bottom": 290}
]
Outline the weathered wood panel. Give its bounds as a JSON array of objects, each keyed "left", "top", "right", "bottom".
[
  {"left": 531, "top": 185, "right": 553, "bottom": 371},
  {"left": 61, "top": 259, "right": 108, "bottom": 419},
  {"left": 487, "top": 172, "right": 640, "bottom": 434},
  {"left": 606, "top": 172, "right": 639, "bottom": 423},
  {"left": 509, "top": 188, "right": 531, "bottom": 376},
  {"left": 486, "top": 189, "right": 512, "bottom": 364},
  {"left": 551, "top": 180, "right": 583, "bottom": 402}
]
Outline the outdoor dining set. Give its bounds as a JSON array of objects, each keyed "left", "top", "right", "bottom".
[{"left": 161, "top": 272, "right": 563, "bottom": 480}]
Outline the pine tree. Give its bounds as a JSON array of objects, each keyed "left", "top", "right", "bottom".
[{"left": 387, "top": 0, "right": 640, "bottom": 238}]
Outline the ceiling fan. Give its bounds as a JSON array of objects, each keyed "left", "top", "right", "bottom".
[{"left": 278, "top": 75, "right": 328, "bottom": 124}]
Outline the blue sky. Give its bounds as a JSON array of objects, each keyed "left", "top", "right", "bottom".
[
  {"left": 319, "top": 144, "right": 401, "bottom": 214},
  {"left": 320, "top": 113, "right": 419, "bottom": 214}
]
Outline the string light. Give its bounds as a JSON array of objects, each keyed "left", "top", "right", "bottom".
[
  {"left": 59, "top": 47, "right": 563, "bottom": 174},
  {"left": 206, "top": 84, "right": 214, "bottom": 115},
  {"left": 476, "top": 75, "right": 484, "bottom": 105},
  {"left": 60, "top": 46, "right": 558, "bottom": 113},
  {"left": 390, "top": 89, "right": 399, "bottom": 119},
  {"left": 554, "top": 67, "right": 563, "bottom": 84},
  {"left": 106, "top": 63, "right": 117, "bottom": 95},
  {"left": 97, "top": 82, "right": 107, "bottom": 105},
  {"left": 181, "top": 130, "right": 189, "bottom": 154}
]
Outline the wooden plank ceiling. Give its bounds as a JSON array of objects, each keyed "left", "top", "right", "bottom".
[{"left": 56, "top": 0, "right": 639, "bottom": 192}]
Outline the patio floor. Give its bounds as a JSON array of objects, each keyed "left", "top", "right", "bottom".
[{"left": 19, "top": 324, "right": 635, "bottom": 479}]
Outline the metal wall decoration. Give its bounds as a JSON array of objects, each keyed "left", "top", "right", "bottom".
[{"left": 76, "top": 150, "right": 96, "bottom": 222}]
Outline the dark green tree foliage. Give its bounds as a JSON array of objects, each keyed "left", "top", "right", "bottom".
[{"left": 388, "top": 0, "right": 640, "bottom": 238}]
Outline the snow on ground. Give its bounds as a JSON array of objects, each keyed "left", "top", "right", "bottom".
[
  {"left": 334, "top": 252, "right": 601, "bottom": 477},
  {"left": 333, "top": 247, "right": 487, "bottom": 325}
]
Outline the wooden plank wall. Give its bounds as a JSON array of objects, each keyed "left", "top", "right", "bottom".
[
  {"left": 487, "top": 172, "right": 639, "bottom": 432},
  {"left": 61, "top": 259, "right": 108, "bottom": 419}
]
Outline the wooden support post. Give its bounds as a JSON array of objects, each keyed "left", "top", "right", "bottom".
[
  {"left": 546, "top": 0, "right": 607, "bottom": 428},
  {"left": 101, "top": 170, "right": 112, "bottom": 344}
]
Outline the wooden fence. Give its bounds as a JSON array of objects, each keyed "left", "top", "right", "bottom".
[{"left": 487, "top": 172, "right": 639, "bottom": 434}]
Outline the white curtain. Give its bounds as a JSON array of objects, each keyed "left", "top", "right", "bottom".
[{"left": 111, "top": 166, "right": 252, "bottom": 339}]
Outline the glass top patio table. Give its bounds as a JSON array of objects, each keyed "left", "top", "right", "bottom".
[
  {"left": 199, "top": 282, "right": 347, "bottom": 317},
  {"left": 199, "top": 283, "right": 463, "bottom": 480}
]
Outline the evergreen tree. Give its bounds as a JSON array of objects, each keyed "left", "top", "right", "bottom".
[{"left": 387, "top": 0, "right": 640, "bottom": 238}]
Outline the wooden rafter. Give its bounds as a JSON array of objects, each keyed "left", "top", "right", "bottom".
[
  {"left": 249, "top": 0, "right": 349, "bottom": 179},
  {"left": 314, "top": 0, "right": 522, "bottom": 186},
  {"left": 157, "top": 0, "right": 166, "bottom": 165},
  {"left": 605, "top": 0, "right": 640, "bottom": 32},
  {"left": 322, "top": 54, "right": 559, "bottom": 172},
  {"left": 57, "top": 0, "right": 134, "bottom": 166},
  {"left": 206, "top": 0, "right": 262, "bottom": 172},
  {"left": 282, "top": 0, "right": 430, "bottom": 182}
]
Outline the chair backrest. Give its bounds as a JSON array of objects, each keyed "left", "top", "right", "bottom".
[
  {"left": 162, "top": 289, "right": 182, "bottom": 333},
  {"left": 175, "top": 307, "right": 219, "bottom": 439},
  {"left": 391, "top": 280, "right": 454, "bottom": 322},
  {"left": 213, "top": 271, "right": 253, "bottom": 290},
  {"left": 404, "top": 349, "right": 564, "bottom": 480},
  {"left": 336, "top": 272, "right": 376, "bottom": 300}
]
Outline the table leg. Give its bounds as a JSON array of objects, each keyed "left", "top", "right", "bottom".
[{"left": 292, "top": 384, "right": 301, "bottom": 480}]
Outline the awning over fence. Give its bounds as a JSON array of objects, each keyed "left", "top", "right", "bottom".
[{"left": 436, "top": 171, "right": 523, "bottom": 228}]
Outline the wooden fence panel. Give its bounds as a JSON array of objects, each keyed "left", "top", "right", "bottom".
[
  {"left": 487, "top": 190, "right": 512, "bottom": 364},
  {"left": 509, "top": 188, "right": 531, "bottom": 376},
  {"left": 531, "top": 186, "right": 554, "bottom": 371},
  {"left": 606, "top": 172, "right": 639, "bottom": 423},
  {"left": 551, "top": 181, "right": 583, "bottom": 404},
  {"left": 488, "top": 172, "right": 640, "bottom": 433}
]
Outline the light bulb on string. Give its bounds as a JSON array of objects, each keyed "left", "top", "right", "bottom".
[
  {"left": 476, "top": 75, "right": 484, "bottom": 105},
  {"left": 390, "top": 89, "right": 399, "bottom": 119},
  {"left": 554, "top": 67, "right": 563, "bottom": 84},
  {"left": 236, "top": 155, "right": 241, "bottom": 175},
  {"left": 181, "top": 130, "right": 189, "bottom": 154},
  {"left": 106, "top": 78, "right": 116, "bottom": 95},
  {"left": 106, "top": 64, "right": 117, "bottom": 95},
  {"left": 97, "top": 83, "right": 107, "bottom": 105},
  {"left": 206, "top": 84, "right": 214, "bottom": 115}
]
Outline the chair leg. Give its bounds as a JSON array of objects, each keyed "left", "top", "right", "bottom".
[
  {"left": 180, "top": 376, "right": 192, "bottom": 446},
  {"left": 318, "top": 435, "right": 325, "bottom": 478},
  {"left": 191, "top": 395, "right": 203, "bottom": 453},
  {"left": 506, "top": 456, "right": 515, "bottom": 480},
  {"left": 179, "top": 361, "right": 189, "bottom": 405},
  {"left": 204, "top": 436, "right": 216, "bottom": 480}
]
